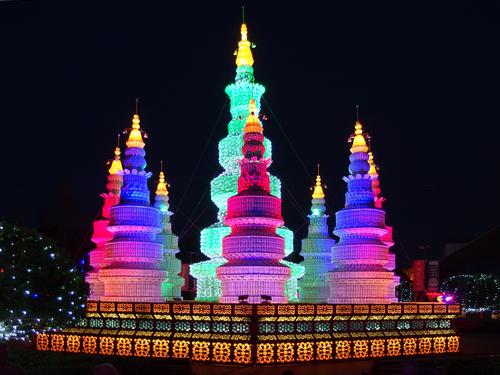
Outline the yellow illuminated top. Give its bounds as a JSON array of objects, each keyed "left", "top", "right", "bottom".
[
  {"left": 126, "top": 114, "right": 145, "bottom": 149},
  {"left": 243, "top": 99, "right": 263, "bottom": 134},
  {"left": 156, "top": 169, "right": 169, "bottom": 196},
  {"left": 236, "top": 23, "right": 254, "bottom": 67},
  {"left": 368, "top": 151, "right": 378, "bottom": 176},
  {"left": 312, "top": 168, "right": 325, "bottom": 199},
  {"left": 350, "top": 121, "right": 369, "bottom": 153},
  {"left": 108, "top": 146, "right": 123, "bottom": 175}
]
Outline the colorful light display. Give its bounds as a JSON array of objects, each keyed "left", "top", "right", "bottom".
[
  {"left": 217, "top": 100, "right": 290, "bottom": 303},
  {"left": 298, "top": 168, "right": 336, "bottom": 302},
  {"left": 327, "top": 121, "right": 398, "bottom": 304},
  {"left": 86, "top": 145, "right": 123, "bottom": 301},
  {"left": 32, "top": 19, "right": 463, "bottom": 366},
  {"left": 190, "top": 23, "right": 302, "bottom": 301},
  {"left": 98, "top": 114, "right": 165, "bottom": 302},
  {"left": 154, "top": 165, "right": 184, "bottom": 299}
]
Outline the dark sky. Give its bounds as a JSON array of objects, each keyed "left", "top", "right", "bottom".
[{"left": 1, "top": 1, "right": 499, "bottom": 266}]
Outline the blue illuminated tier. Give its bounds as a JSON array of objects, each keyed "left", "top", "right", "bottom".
[
  {"left": 99, "top": 114, "right": 165, "bottom": 303},
  {"left": 299, "top": 170, "right": 336, "bottom": 302},
  {"left": 327, "top": 120, "right": 399, "bottom": 304}
]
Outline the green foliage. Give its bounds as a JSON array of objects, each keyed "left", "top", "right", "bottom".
[{"left": 0, "top": 221, "right": 88, "bottom": 340}]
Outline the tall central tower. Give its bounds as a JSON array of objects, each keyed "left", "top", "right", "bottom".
[
  {"left": 190, "top": 23, "right": 302, "bottom": 301},
  {"left": 217, "top": 100, "right": 290, "bottom": 303}
]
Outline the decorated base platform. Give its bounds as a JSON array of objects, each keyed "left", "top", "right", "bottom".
[{"left": 35, "top": 301, "right": 460, "bottom": 365}]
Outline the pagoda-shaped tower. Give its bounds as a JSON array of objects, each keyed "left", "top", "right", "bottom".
[
  {"left": 99, "top": 114, "right": 165, "bottom": 302},
  {"left": 298, "top": 168, "right": 336, "bottom": 303},
  {"left": 154, "top": 164, "right": 184, "bottom": 300},
  {"left": 217, "top": 100, "right": 290, "bottom": 303},
  {"left": 327, "top": 120, "right": 397, "bottom": 304},
  {"left": 190, "top": 23, "right": 303, "bottom": 301},
  {"left": 86, "top": 144, "right": 123, "bottom": 301},
  {"left": 368, "top": 151, "right": 399, "bottom": 296}
]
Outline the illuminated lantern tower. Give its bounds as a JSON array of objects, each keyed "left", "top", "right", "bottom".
[
  {"left": 154, "top": 164, "right": 184, "bottom": 300},
  {"left": 217, "top": 100, "right": 290, "bottom": 303},
  {"left": 368, "top": 151, "right": 400, "bottom": 296},
  {"left": 298, "top": 168, "right": 336, "bottom": 303},
  {"left": 190, "top": 23, "right": 302, "bottom": 301},
  {"left": 327, "top": 120, "right": 397, "bottom": 304},
  {"left": 99, "top": 114, "right": 165, "bottom": 302},
  {"left": 86, "top": 144, "right": 123, "bottom": 301}
]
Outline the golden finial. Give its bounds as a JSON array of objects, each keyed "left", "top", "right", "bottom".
[
  {"left": 350, "top": 105, "right": 368, "bottom": 153},
  {"left": 156, "top": 160, "right": 169, "bottom": 196},
  {"left": 108, "top": 134, "right": 123, "bottom": 175},
  {"left": 126, "top": 112, "right": 145, "bottom": 149},
  {"left": 243, "top": 99, "right": 263, "bottom": 134},
  {"left": 312, "top": 163, "right": 325, "bottom": 199},
  {"left": 235, "top": 21, "right": 254, "bottom": 67}
]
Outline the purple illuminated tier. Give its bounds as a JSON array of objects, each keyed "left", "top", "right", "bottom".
[
  {"left": 327, "top": 120, "right": 398, "bottom": 304},
  {"left": 217, "top": 101, "right": 290, "bottom": 303},
  {"left": 99, "top": 114, "right": 165, "bottom": 303}
]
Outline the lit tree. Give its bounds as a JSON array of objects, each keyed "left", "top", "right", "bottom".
[
  {"left": 441, "top": 274, "right": 500, "bottom": 311},
  {"left": 0, "top": 221, "right": 87, "bottom": 340},
  {"left": 396, "top": 278, "right": 413, "bottom": 302}
]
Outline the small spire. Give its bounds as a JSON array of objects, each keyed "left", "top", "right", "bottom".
[
  {"left": 312, "top": 164, "right": 325, "bottom": 199},
  {"left": 126, "top": 113, "right": 145, "bottom": 149},
  {"left": 368, "top": 151, "right": 378, "bottom": 177},
  {"left": 108, "top": 134, "right": 123, "bottom": 175},
  {"left": 243, "top": 99, "right": 263, "bottom": 134},
  {"left": 156, "top": 161, "right": 169, "bottom": 196},
  {"left": 235, "top": 22, "right": 254, "bottom": 67}
]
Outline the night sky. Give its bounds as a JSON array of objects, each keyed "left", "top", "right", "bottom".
[{"left": 1, "top": 1, "right": 499, "bottom": 267}]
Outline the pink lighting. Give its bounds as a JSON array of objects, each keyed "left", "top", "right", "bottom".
[
  {"left": 217, "top": 100, "right": 290, "bottom": 303},
  {"left": 86, "top": 146, "right": 123, "bottom": 301}
]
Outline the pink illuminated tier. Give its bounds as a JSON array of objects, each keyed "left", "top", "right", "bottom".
[
  {"left": 217, "top": 100, "right": 290, "bottom": 303},
  {"left": 86, "top": 145, "right": 123, "bottom": 301},
  {"left": 368, "top": 151, "right": 400, "bottom": 295},
  {"left": 327, "top": 120, "right": 397, "bottom": 304},
  {"left": 99, "top": 114, "right": 165, "bottom": 303}
]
